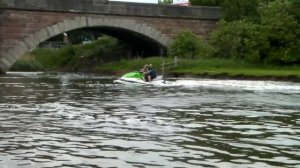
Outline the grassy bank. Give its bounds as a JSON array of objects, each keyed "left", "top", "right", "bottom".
[
  {"left": 13, "top": 53, "right": 300, "bottom": 80},
  {"left": 11, "top": 39, "right": 300, "bottom": 82},
  {"left": 173, "top": 59, "right": 300, "bottom": 78},
  {"left": 96, "top": 57, "right": 300, "bottom": 80}
]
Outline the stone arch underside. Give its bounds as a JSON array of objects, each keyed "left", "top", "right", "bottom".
[{"left": 0, "top": 16, "right": 172, "bottom": 72}]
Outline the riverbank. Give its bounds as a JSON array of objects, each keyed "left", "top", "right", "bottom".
[
  {"left": 109, "top": 69, "right": 300, "bottom": 83},
  {"left": 13, "top": 56, "right": 300, "bottom": 82},
  {"left": 92, "top": 57, "right": 300, "bottom": 82}
]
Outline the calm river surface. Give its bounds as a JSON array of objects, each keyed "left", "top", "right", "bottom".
[{"left": 0, "top": 72, "right": 300, "bottom": 168}]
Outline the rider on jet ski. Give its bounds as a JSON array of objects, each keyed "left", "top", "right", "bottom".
[{"left": 140, "top": 64, "right": 157, "bottom": 82}]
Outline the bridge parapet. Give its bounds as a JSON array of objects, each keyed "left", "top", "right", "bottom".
[{"left": 0, "top": 0, "right": 221, "bottom": 20}]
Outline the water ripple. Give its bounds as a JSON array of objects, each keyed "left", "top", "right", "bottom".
[{"left": 0, "top": 72, "right": 299, "bottom": 167}]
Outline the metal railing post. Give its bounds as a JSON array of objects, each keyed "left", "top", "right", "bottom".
[{"left": 160, "top": 56, "right": 178, "bottom": 80}]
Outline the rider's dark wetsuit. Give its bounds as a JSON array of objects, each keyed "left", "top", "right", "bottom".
[{"left": 148, "top": 68, "right": 157, "bottom": 81}]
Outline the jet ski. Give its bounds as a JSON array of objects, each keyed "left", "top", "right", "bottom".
[{"left": 113, "top": 71, "right": 166, "bottom": 85}]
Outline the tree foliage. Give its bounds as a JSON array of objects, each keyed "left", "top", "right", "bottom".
[
  {"left": 221, "top": 0, "right": 260, "bottom": 22},
  {"left": 168, "top": 30, "right": 212, "bottom": 59},
  {"left": 210, "top": 0, "right": 300, "bottom": 65},
  {"left": 290, "top": 0, "right": 300, "bottom": 23},
  {"left": 170, "top": 0, "right": 300, "bottom": 65},
  {"left": 158, "top": 0, "right": 172, "bottom": 5},
  {"left": 260, "top": 0, "right": 300, "bottom": 63},
  {"left": 211, "top": 20, "right": 267, "bottom": 62}
]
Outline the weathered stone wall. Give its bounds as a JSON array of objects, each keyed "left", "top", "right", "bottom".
[
  {"left": 0, "top": 0, "right": 221, "bottom": 73},
  {"left": 0, "top": 10, "right": 218, "bottom": 49}
]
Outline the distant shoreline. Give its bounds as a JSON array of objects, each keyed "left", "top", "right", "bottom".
[
  {"left": 88, "top": 70, "right": 300, "bottom": 83},
  {"left": 5, "top": 69, "right": 300, "bottom": 83}
]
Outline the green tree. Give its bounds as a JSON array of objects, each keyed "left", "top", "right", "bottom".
[
  {"left": 221, "top": 0, "right": 260, "bottom": 22},
  {"left": 210, "top": 0, "right": 300, "bottom": 65},
  {"left": 168, "top": 30, "right": 212, "bottom": 59},
  {"left": 158, "top": 0, "right": 172, "bottom": 4},
  {"left": 289, "top": 0, "right": 300, "bottom": 23},
  {"left": 210, "top": 20, "right": 268, "bottom": 62},
  {"left": 260, "top": 0, "right": 300, "bottom": 64}
]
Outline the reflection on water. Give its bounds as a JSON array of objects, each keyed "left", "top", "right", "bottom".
[{"left": 0, "top": 72, "right": 300, "bottom": 168}]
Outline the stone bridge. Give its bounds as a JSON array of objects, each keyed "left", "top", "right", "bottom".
[{"left": 0, "top": 0, "right": 221, "bottom": 74}]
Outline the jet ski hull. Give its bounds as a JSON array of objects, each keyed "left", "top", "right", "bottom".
[
  {"left": 114, "top": 76, "right": 165, "bottom": 85},
  {"left": 113, "top": 71, "right": 168, "bottom": 85}
]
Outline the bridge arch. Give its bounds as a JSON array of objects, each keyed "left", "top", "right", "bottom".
[{"left": 1, "top": 16, "right": 172, "bottom": 72}]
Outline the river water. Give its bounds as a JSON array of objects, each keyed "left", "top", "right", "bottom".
[{"left": 0, "top": 72, "right": 299, "bottom": 168}]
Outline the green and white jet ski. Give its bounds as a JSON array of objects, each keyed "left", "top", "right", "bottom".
[{"left": 113, "top": 71, "right": 166, "bottom": 85}]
